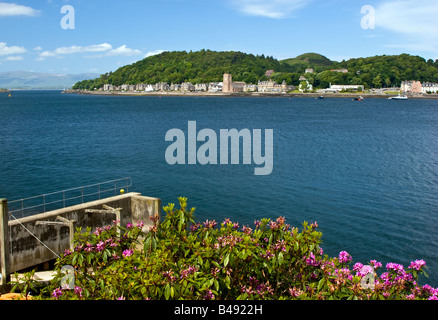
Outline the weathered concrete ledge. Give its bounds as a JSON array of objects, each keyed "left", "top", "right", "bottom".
[{"left": 1, "top": 192, "right": 160, "bottom": 293}]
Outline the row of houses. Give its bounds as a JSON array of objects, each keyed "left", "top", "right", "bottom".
[
  {"left": 401, "top": 81, "right": 438, "bottom": 94},
  {"left": 102, "top": 82, "right": 224, "bottom": 93},
  {"left": 101, "top": 73, "right": 295, "bottom": 93}
]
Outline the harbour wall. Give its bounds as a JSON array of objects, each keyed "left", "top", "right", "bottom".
[{"left": 0, "top": 192, "right": 161, "bottom": 293}]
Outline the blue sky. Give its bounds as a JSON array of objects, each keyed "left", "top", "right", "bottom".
[{"left": 1, "top": 0, "right": 437, "bottom": 74}]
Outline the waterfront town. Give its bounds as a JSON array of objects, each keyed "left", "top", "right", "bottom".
[{"left": 97, "top": 71, "right": 438, "bottom": 96}]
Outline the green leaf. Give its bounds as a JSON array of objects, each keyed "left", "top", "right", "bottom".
[
  {"left": 278, "top": 252, "right": 284, "bottom": 265},
  {"left": 225, "top": 275, "right": 231, "bottom": 289},
  {"left": 317, "top": 278, "right": 324, "bottom": 291},
  {"left": 224, "top": 253, "right": 230, "bottom": 267},
  {"left": 165, "top": 283, "right": 171, "bottom": 300}
]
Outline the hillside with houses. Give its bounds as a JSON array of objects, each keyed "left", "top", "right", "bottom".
[{"left": 72, "top": 50, "right": 438, "bottom": 95}]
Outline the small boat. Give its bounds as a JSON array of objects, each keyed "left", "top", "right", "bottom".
[
  {"left": 316, "top": 96, "right": 324, "bottom": 99},
  {"left": 353, "top": 96, "right": 364, "bottom": 101},
  {"left": 388, "top": 94, "right": 408, "bottom": 100}
]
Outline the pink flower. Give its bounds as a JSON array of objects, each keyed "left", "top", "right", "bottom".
[
  {"left": 386, "top": 262, "right": 404, "bottom": 275},
  {"left": 353, "top": 262, "right": 364, "bottom": 272},
  {"left": 369, "top": 260, "right": 382, "bottom": 269},
  {"left": 95, "top": 241, "right": 105, "bottom": 252},
  {"left": 122, "top": 249, "right": 133, "bottom": 258},
  {"left": 136, "top": 220, "right": 145, "bottom": 228},
  {"left": 409, "top": 259, "right": 426, "bottom": 271},
  {"left": 338, "top": 251, "right": 352, "bottom": 263},
  {"left": 74, "top": 286, "right": 83, "bottom": 298},
  {"left": 204, "top": 290, "right": 215, "bottom": 300},
  {"left": 52, "top": 287, "right": 63, "bottom": 299},
  {"left": 305, "top": 252, "right": 319, "bottom": 266},
  {"left": 203, "top": 219, "right": 217, "bottom": 229}
]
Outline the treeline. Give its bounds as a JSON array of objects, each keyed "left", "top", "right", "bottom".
[
  {"left": 298, "top": 54, "right": 438, "bottom": 89},
  {"left": 72, "top": 50, "right": 438, "bottom": 90},
  {"left": 73, "top": 50, "right": 292, "bottom": 90}
]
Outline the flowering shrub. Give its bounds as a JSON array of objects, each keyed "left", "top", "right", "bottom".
[{"left": 38, "top": 197, "right": 437, "bottom": 300}]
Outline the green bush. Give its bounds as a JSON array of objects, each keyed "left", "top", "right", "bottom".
[{"left": 37, "top": 197, "right": 437, "bottom": 300}]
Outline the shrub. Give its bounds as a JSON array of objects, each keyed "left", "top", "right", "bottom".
[{"left": 38, "top": 197, "right": 437, "bottom": 300}]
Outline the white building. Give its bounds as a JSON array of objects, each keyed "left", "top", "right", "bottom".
[
  {"left": 258, "top": 79, "right": 286, "bottom": 92},
  {"left": 208, "top": 82, "right": 223, "bottom": 92},
  {"left": 103, "top": 84, "right": 114, "bottom": 91},
  {"left": 181, "top": 82, "right": 195, "bottom": 92},
  {"left": 243, "top": 84, "right": 258, "bottom": 92},
  {"left": 421, "top": 82, "right": 438, "bottom": 94},
  {"left": 322, "top": 84, "right": 364, "bottom": 93},
  {"left": 195, "top": 83, "right": 208, "bottom": 92},
  {"left": 401, "top": 80, "right": 422, "bottom": 93}
]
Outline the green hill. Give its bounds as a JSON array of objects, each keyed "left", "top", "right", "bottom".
[
  {"left": 72, "top": 50, "right": 438, "bottom": 90},
  {"left": 72, "top": 50, "right": 293, "bottom": 90},
  {"left": 324, "top": 54, "right": 438, "bottom": 87},
  {"left": 280, "top": 53, "right": 335, "bottom": 73}
]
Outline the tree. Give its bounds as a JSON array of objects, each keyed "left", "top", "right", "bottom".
[{"left": 372, "top": 75, "right": 382, "bottom": 88}]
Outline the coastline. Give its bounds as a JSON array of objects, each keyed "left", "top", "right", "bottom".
[{"left": 62, "top": 89, "right": 438, "bottom": 100}]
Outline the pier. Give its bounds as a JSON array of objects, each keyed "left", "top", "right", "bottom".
[{"left": 0, "top": 181, "right": 161, "bottom": 293}]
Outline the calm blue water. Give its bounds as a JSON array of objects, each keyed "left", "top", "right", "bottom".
[{"left": 1, "top": 90, "right": 438, "bottom": 286}]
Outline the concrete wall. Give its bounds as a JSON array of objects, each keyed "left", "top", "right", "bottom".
[{"left": 1, "top": 192, "right": 161, "bottom": 283}]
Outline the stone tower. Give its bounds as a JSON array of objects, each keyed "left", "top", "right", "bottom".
[{"left": 223, "top": 73, "right": 233, "bottom": 93}]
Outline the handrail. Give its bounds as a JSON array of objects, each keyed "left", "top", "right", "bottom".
[{"left": 7, "top": 177, "right": 132, "bottom": 219}]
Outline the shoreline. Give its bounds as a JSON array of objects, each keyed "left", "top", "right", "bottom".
[{"left": 62, "top": 89, "right": 438, "bottom": 100}]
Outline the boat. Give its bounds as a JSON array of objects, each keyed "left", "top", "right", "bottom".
[
  {"left": 388, "top": 94, "right": 408, "bottom": 100},
  {"left": 316, "top": 96, "right": 324, "bottom": 99},
  {"left": 353, "top": 96, "right": 364, "bottom": 101}
]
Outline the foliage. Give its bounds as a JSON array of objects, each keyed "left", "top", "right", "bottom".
[
  {"left": 324, "top": 54, "right": 438, "bottom": 88},
  {"left": 37, "top": 197, "right": 437, "bottom": 300},
  {"left": 72, "top": 50, "right": 438, "bottom": 91},
  {"left": 281, "top": 52, "right": 335, "bottom": 73},
  {"left": 9, "top": 270, "right": 40, "bottom": 300},
  {"left": 72, "top": 50, "right": 292, "bottom": 90}
]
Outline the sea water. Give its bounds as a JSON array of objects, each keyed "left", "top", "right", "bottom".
[{"left": 1, "top": 90, "right": 437, "bottom": 286}]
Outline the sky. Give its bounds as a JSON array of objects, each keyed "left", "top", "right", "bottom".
[{"left": 0, "top": 0, "right": 438, "bottom": 75}]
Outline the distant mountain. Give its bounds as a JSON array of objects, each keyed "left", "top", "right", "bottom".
[
  {"left": 0, "top": 71, "right": 100, "bottom": 89},
  {"left": 280, "top": 53, "right": 336, "bottom": 73}
]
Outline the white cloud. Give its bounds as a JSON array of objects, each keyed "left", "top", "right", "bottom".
[
  {"left": 33, "top": 46, "right": 42, "bottom": 51},
  {"left": 145, "top": 50, "right": 166, "bottom": 58},
  {"left": 230, "top": 0, "right": 311, "bottom": 18},
  {"left": 375, "top": 0, "right": 438, "bottom": 53},
  {"left": 107, "top": 45, "right": 142, "bottom": 56},
  {"left": 5, "top": 55, "right": 23, "bottom": 61},
  {"left": 37, "top": 43, "right": 142, "bottom": 60},
  {"left": 0, "top": 42, "right": 26, "bottom": 56},
  {"left": 0, "top": 2, "right": 40, "bottom": 17}
]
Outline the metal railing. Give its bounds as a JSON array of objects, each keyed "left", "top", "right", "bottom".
[{"left": 7, "top": 177, "right": 132, "bottom": 219}]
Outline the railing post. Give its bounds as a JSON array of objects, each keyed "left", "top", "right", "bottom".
[{"left": 0, "top": 198, "right": 11, "bottom": 293}]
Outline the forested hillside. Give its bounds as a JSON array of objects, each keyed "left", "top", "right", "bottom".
[
  {"left": 73, "top": 50, "right": 292, "bottom": 90},
  {"left": 73, "top": 50, "right": 438, "bottom": 90}
]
